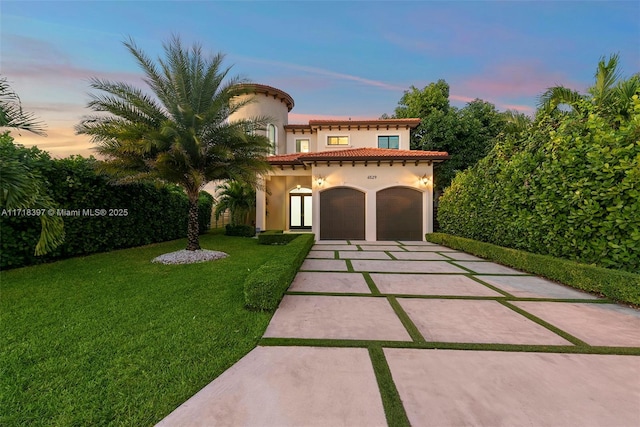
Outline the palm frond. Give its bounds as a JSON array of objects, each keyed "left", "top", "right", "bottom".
[{"left": 0, "top": 77, "right": 47, "bottom": 136}]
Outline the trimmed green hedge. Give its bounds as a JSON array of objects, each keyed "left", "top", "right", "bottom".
[
  {"left": 224, "top": 224, "right": 256, "bottom": 237},
  {"left": 426, "top": 233, "right": 640, "bottom": 305},
  {"left": 258, "top": 230, "right": 302, "bottom": 245},
  {"left": 244, "top": 234, "right": 314, "bottom": 310},
  {"left": 1, "top": 139, "right": 213, "bottom": 269},
  {"left": 438, "top": 99, "right": 640, "bottom": 273}
]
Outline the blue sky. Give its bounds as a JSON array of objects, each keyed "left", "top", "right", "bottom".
[{"left": 2, "top": 0, "right": 638, "bottom": 157}]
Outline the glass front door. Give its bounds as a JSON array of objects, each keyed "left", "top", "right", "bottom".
[{"left": 290, "top": 188, "right": 312, "bottom": 229}]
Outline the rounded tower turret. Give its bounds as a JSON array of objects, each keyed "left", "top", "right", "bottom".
[{"left": 229, "top": 83, "right": 294, "bottom": 155}]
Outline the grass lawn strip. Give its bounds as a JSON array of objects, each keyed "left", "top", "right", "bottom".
[
  {"left": 362, "top": 272, "right": 382, "bottom": 295},
  {"left": 368, "top": 346, "right": 411, "bottom": 427},
  {"left": 497, "top": 300, "right": 591, "bottom": 347},
  {"left": 386, "top": 296, "right": 426, "bottom": 343},
  {"left": 0, "top": 231, "right": 296, "bottom": 426}
]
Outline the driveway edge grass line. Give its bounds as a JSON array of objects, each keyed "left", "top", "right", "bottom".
[
  {"left": 258, "top": 338, "right": 640, "bottom": 355},
  {"left": 426, "top": 233, "right": 640, "bottom": 305},
  {"left": 368, "top": 346, "right": 411, "bottom": 427},
  {"left": 497, "top": 300, "right": 590, "bottom": 347},
  {"left": 387, "top": 296, "right": 426, "bottom": 343},
  {"left": 362, "top": 272, "right": 382, "bottom": 295}
]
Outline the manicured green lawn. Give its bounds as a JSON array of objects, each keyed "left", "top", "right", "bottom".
[{"left": 0, "top": 231, "right": 285, "bottom": 426}]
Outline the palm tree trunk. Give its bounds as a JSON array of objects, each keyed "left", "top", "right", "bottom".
[{"left": 186, "top": 194, "right": 201, "bottom": 251}]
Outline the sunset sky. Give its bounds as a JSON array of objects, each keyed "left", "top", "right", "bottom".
[{"left": 1, "top": 1, "right": 638, "bottom": 158}]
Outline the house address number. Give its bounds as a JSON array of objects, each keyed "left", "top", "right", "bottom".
[{"left": 367, "top": 175, "right": 377, "bottom": 179}]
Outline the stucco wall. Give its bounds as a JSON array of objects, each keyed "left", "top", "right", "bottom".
[
  {"left": 286, "top": 126, "right": 412, "bottom": 155},
  {"left": 229, "top": 93, "right": 289, "bottom": 155},
  {"left": 311, "top": 163, "right": 434, "bottom": 240}
]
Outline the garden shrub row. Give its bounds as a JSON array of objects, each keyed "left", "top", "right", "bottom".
[
  {"left": 224, "top": 224, "right": 256, "bottom": 237},
  {"left": 1, "top": 138, "right": 213, "bottom": 269},
  {"left": 438, "top": 98, "right": 640, "bottom": 273},
  {"left": 258, "top": 230, "right": 302, "bottom": 245},
  {"left": 244, "top": 234, "right": 314, "bottom": 311},
  {"left": 426, "top": 233, "right": 640, "bottom": 305}
]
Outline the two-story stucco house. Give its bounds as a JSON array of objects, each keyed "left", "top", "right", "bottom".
[{"left": 230, "top": 84, "right": 449, "bottom": 241}]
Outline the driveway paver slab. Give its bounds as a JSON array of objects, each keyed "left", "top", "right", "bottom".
[
  {"left": 306, "top": 250, "right": 336, "bottom": 259},
  {"left": 400, "top": 245, "right": 456, "bottom": 252},
  {"left": 441, "top": 252, "right": 484, "bottom": 261},
  {"left": 455, "top": 261, "right": 528, "bottom": 275},
  {"left": 157, "top": 346, "right": 386, "bottom": 427},
  {"left": 350, "top": 240, "right": 398, "bottom": 245},
  {"left": 479, "top": 275, "right": 598, "bottom": 299},
  {"left": 300, "top": 259, "right": 348, "bottom": 271},
  {"left": 263, "top": 295, "right": 411, "bottom": 341},
  {"left": 398, "top": 241, "right": 437, "bottom": 245},
  {"left": 351, "top": 260, "right": 468, "bottom": 274},
  {"left": 339, "top": 251, "right": 391, "bottom": 260},
  {"left": 384, "top": 349, "right": 640, "bottom": 427},
  {"left": 370, "top": 274, "right": 503, "bottom": 297},
  {"left": 513, "top": 301, "right": 640, "bottom": 347},
  {"left": 315, "top": 240, "right": 348, "bottom": 245},
  {"left": 389, "top": 251, "right": 450, "bottom": 261},
  {"left": 289, "top": 272, "right": 370, "bottom": 293},
  {"left": 355, "top": 245, "right": 402, "bottom": 251},
  {"left": 398, "top": 299, "right": 572, "bottom": 345},
  {"left": 311, "top": 245, "right": 357, "bottom": 251}
]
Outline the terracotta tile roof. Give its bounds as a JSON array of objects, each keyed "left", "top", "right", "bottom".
[{"left": 268, "top": 148, "right": 449, "bottom": 165}]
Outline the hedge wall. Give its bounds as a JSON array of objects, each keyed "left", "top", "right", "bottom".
[
  {"left": 438, "top": 98, "right": 640, "bottom": 273},
  {"left": 1, "top": 139, "right": 213, "bottom": 270},
  {"left": 244, "top": 233, "right": 314, "bottom": 311}
]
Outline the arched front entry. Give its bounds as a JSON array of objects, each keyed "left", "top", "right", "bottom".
[
  {"left": 376, "top": 187, "right": 423, "bottom": 240},
  {"left": 320, "top": 187, "right": 365, "bottom": 240},
  {"left": 290, "top": 187, "right": 312, "bottom": 229}
]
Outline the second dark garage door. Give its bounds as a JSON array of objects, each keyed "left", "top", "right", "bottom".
[
  {"left": 320, "top": 187, "right": 365, "bottom": 240},
  {"left": 377, "top": 187, "right": 423, "bottom": 241}
]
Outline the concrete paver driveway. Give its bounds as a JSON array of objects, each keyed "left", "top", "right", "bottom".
[{"left": 157, "top": 241, "right": 640, "bottom": 427}]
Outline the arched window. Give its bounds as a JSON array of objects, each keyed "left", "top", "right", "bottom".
[{"left": 267, "top": 124, "right": 277, "bottom": 155}]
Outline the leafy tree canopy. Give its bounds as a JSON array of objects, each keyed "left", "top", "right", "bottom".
[{"left": 386, "top": 79, "right": 506, "bottom": 193}]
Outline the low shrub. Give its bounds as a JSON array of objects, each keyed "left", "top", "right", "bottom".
[
  {"left": 258, "top": 230, "right": 300, "bottom": 245},
  {"left": 244, "top": 234, "right": 314, "bottom": 310},
  {"left": 426, "top": 233, "right": 640, "bottom": 305},
  {"left": 225, "top": 224, "right": 256, "bottom": 237}
]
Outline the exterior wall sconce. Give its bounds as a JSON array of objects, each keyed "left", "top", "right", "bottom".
[
  {"left": 419, "top": 174, "right": 431, "bottom": 186},
  {"left": 316, "top": 176, "right": 325, "bottom": 186}
]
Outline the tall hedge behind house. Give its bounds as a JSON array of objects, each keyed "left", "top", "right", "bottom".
[
  {"left": 438, "top": 98, "right": 640, "bottom": 273},
  {"left": 1, "top": 143, "right": 213, "bottom": 269}
]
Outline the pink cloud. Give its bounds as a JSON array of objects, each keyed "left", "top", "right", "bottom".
[{"left": 456, "top": 61, "right": 585, "bottom": 100}]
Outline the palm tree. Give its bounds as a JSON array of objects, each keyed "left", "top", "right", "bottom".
[
  {"left": 0, "top": 157, "right": 65, "bottom": 255},
  {"left": 214, "top": 180, "right": 256, "bottom": 226},
  {"left": 0, "top": 76, "right": 46, "bottom": 135},
  {"left": 76, "top": 36, "right": 272, "bottom": 251},
  {"left": 538, "top": 54, "right": 640, "bottom": 120},
  {"left": 0, "top": 81, "right": 62, "bottom": 255}
]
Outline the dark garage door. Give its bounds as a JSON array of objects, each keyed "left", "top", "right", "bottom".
[
  {"left": 320, "top": 187, "right": 365, "bottom": 240},
  {"left": 377, "top": 187, "right": 423, "bottom": 240}
]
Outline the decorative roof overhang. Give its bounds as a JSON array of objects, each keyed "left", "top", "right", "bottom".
[
  {"left": 309, "top": 118, "right": 421, "bottom": 131},
  {"left": 232, "top": 83, "right": 295, "bottom": 111},
  {"left": 268, "top": 147, "right": 449, "bottom": 169}
]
